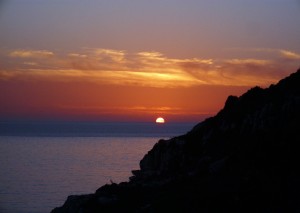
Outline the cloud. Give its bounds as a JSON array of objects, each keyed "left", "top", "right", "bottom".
[
  {"left": 68, "top": 53, "right": 87, "bottom": 58},
  {"left": 55, "top": 104, "right": 204, "bottom": 117},
  {"left": 137, "top": 51, "right": 164, "bottom": 59},
  {"left": 93, "top": 48, "right": 126, "bottom": 62},
  {"left": 280, "top": 50, "right": 300, "bottom": 60},
  {"left": 224, "top": 59, "right": 271, "bottom": 66},
  {"left": 9, "top": 49, "right": 54, "bottom": 58},
  {"left": 22, "top": 62, "right": 37, "bottom": 66},
  {"left": 0, "top": 70, "right": 19, "bottom": 80},
  {"left": 2, "top": 47, "right": 299, "bottom": 87},
  {"left": 65, "top": 48, "right": 128, "bottom": 71}
]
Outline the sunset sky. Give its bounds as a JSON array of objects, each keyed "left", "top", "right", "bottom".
[{"left": 0, "top": 0, "right": 300, "bottom": 122}]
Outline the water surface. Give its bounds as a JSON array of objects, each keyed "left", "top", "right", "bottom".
[
  {"left": 0, "top": 121, "right": 197, "bottom": 213},
  {"left": 0, "top": 136, "right": 159, "bottom": 213}
]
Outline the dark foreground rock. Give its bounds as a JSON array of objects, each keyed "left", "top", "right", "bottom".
[{"left": 52, "top": 69, "right": 300, "bottom": 213}]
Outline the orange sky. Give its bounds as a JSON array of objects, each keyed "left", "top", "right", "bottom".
[
  {"left": 1, "top": 48, "right": 299, "bottom": 122},
  {"left": 0, "top": 1, "right": 300, "bottom": 122},
  {"left": 0, "top": 78, "right": 249, "bottom": 121}
]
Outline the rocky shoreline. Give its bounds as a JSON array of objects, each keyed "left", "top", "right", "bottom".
[{"left": 52, "top": 69, "right": 300, "bottom": 212}]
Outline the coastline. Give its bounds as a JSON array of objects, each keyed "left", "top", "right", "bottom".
[{"left": 52, "top": 70, "right": 300, "bottom": 212}]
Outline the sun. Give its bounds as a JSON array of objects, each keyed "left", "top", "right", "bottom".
[{"left": 155, "top": 117, "right": 165, "bottom": 124}]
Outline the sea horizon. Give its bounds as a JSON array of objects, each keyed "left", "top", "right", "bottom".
[
  {"left": 0, "top": 120, "right": 200, "bottom": 138},
  {"left": 0, "top": 120, "right": 203, "bottom": 213},
  {"left": 0, "top": 121, "right": 200, "bottom": 212}
]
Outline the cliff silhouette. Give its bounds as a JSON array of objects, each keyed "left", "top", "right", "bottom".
[{"left": 52, "top": 69, "right": 300, "bottom": 213}]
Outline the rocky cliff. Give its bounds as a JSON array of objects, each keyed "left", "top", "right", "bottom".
[{"left": 52, "top": 69, "right": 300, "bottom": 213}]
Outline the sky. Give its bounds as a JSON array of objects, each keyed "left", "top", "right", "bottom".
[{"left": 0, "top": 0, "right": 300, "bottom": 122}]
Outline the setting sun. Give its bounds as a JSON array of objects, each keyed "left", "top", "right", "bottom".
[{"left": 155, "top": 117, "right": 165, "bottom": 124}]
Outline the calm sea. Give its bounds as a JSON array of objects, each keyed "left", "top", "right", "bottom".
[{"left": 0, "top": 121, "right": 196, "bottom": 213}]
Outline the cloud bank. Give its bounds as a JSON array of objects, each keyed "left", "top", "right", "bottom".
[{"left": 1, "top": 47, "right": 299, "bottom": 88}]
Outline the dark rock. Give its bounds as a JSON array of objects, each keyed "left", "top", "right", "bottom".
[
  {"left": 51, "top": 194, "right": 95, "bottom": 213},
  {"left": 52, "top": 69, "right": 300, "bottom": 212}
]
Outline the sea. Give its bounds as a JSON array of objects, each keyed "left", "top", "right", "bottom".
[{"left": 0, "top": 121, "right": 197, "bottom": 213}]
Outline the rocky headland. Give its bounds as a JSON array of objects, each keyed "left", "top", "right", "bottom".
[{"left": 52, "top": 69, "right": 300, "bottom": 212}]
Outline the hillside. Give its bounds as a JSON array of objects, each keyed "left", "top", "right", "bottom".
[{"left": 52, "top": 69, "right": 300, "bottom": 212}]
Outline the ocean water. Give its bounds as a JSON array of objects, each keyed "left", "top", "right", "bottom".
[
  {"left": 0, "top": 121, "right": 196, "bottom": 137},
  {"left": 0, "top": 122, "right": 196, "bottom": 213}
]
